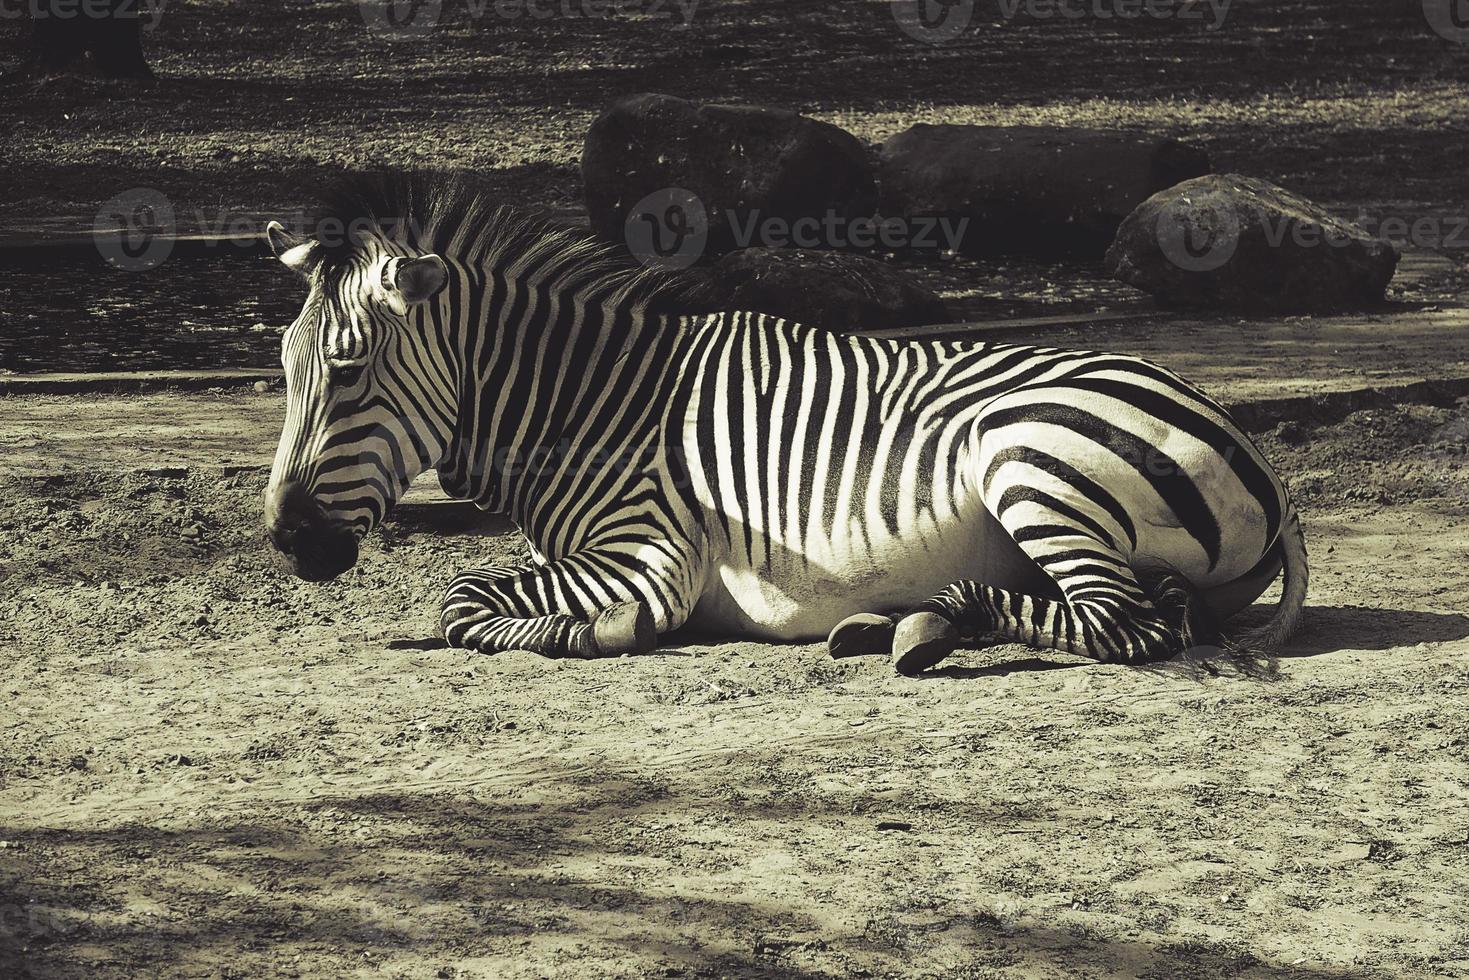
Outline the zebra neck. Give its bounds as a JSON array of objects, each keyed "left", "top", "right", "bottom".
[{"left": 438, "top": 294, "right": 680, "bottom": 522}]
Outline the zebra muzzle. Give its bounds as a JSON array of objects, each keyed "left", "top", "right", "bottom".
[{"left": 263, "top": 480, "right": 360, "bottom": 582}]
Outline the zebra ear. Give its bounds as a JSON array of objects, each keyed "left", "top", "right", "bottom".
[
  {"left": 266, "top": 221, "right": 319, "bottom": 275},
  {"left": 393, "top": 255, "right": 448, "bottom": 305}
]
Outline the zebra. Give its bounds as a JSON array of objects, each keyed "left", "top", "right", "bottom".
[{"left": 262, "top": 174, "right": 1307, "bottom": 674}]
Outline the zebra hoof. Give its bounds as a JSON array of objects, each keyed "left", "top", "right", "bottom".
[
  {"left": 591, "top": 601, "right": 656, "bottom": 657},
  {"left": 892, "top": 612, "right": 959, "bottom": 677},
  {"left": 827, "top": 613, "right": 896, "bottom": 659}
]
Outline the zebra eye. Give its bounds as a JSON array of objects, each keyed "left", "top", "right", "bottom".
[{"left": 329, "top": 364, "right": 365, "bottom": 388}]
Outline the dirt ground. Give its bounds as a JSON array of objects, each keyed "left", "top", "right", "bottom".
[
  {"left": 2, "top": 367, "right": 1468, "bottom": 978},
  {"left": 4, "top": 0, "right": 1469, "bottom": 232},
  {"left": 5, "top": 1, "right": 1469, "bottom": 976}
]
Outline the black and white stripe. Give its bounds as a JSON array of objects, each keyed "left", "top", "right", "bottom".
[{"left": 264, "top": 175, "right": 1308, "bottom": 671}]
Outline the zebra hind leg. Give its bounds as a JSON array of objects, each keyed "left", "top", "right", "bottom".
[
  {"left": 1137, "top": 567, "right": 1226, "bottom": 676},
  {"left": 1139, "top": 567, "right": 1281, "bottom": 679},
  {"left": 891, "top": 547, "right": 1197, "bottom": 675},
  {"left": 827, "top": 613, "right": 897, "bottom": 659},
  {"left": 888, "top": 582, "right": 991, "bottom": 676}
]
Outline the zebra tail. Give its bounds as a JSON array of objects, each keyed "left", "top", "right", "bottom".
[
  {"left": 1228, "top": 501, "right": 1309, "bottom": 661},
  {"left": 1141, "top": 566, "right": 1225, "bottom": 680},
  {"left": 1146, "top": 568, "right": 1217, "bottom": 653}
]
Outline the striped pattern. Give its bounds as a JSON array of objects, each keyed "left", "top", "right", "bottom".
[{"left": 266, "top": 175, "right": 1308, "bottom": 667}]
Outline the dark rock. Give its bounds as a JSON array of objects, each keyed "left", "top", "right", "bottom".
[
  {"left": 1104, "top": 174, "right": 1400, "bottom": 312},
  {"left": 1274, "top": 420, "right": 1308, "bottom": 444},
  {"left": 878, "top": 124, "right": 1210, "bottom": 258},
  {"left": 705, "top": 248, "right": 949, "bottom": 331},
  {"left": 583, "top": 93, "right": 877, "bottom": 260}
]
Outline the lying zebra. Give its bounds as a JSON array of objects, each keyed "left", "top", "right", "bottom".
[{"left": 262, "top": 175, "right": 1307, "bottom": 673}]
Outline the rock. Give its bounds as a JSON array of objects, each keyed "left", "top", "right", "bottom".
[
  {"left": 1104, "top": 174, "right": 1400, "bottom": 312},
  {"left": 252, "top": 380, "right": 270, "bottom": 394},
  {"left": 878, "top": 124, "right": 1210, "bottom": 258},
  {"left": 1275, "top": 420, "right": 1308, "bottom": 444},
  {"left": 1329, "top": 841, "right": 1376, "bottom": 864},
  {"left": 704, "top": 248, "right": 949, "bottom": 331},
  {"left": 754, "top": 933, "right": 829, "bottom": 957},
  {"left": 583, "top": 93, "right": 877, "bottom": 260}
]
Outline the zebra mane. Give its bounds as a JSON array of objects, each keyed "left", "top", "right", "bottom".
[{"left": 311, "top": 171, "right": 716, "bottom": 314}]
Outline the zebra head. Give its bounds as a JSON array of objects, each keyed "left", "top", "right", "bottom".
[{"left": 262, "top": 220, "right": 456, "bottom": 581}]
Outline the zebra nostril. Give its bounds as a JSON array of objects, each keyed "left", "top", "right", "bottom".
[
  {"left": 263, "top": 480, "right": 357, "bottom": 579},
  {"left": 264, "top": 480, "right": 322, "bottom": 553},
  {"left": 267, "top": 522, "right": 296, "bottom": 553}
]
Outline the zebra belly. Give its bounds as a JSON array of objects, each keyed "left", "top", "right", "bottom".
[{"left": 686, "top": 498, "right": 1051, "bottom": 642}]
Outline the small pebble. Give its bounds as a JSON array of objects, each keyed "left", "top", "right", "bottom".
[{"left": 253, "top": 380, "right": 270, "bottom": 394}]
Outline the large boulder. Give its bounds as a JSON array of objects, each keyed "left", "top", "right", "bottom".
[
  {"left": 1104, "top": 174, "right": 1400, "bottom": 312},
  {"left": 878, "top": 124, "right": 1210, "bottom": 258},
  {"left": 582, "top": 93, "right": 877, "bottom": 259},
  {"left": 703, "top": 248, "right": 949, "bottom": 331}
]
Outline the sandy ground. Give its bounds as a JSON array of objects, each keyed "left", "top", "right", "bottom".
[
  {"left": 5, "top": 2, "right": 1469, "bottom": 976},
  {"left": 2, "top": 343, "right": 1469, "bottom": 977}
]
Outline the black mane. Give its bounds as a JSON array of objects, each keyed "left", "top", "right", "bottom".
[{"left": 309, "top": 171, "right": 716, "bottom": 314}]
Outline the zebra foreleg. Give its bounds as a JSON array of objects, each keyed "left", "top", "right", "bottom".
[{"left": 439, "top": 561, "right": 656, "bottom": 658}]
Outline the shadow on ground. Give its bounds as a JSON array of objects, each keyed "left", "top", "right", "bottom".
[
  {"left": 0, "top": 767, "right": 1412, "bottom": 979},
  {"left": 1282, "top": 604, "right": 1469, "bottom": 656}
]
